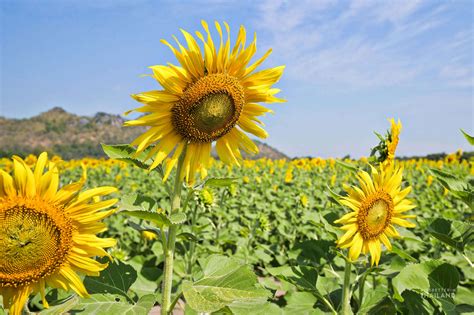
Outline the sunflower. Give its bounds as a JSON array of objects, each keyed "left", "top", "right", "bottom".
[
  {"left": 335, "top": 164, "right": 416, "bottom": 266},
  {"left": 384, "top": 118, "right": 402, "bottom": 167},
  {"left": 0, "top": 153, "right": 117, "bottom": 315},
  {"left": 125, "top": 20, "right": 285, "bottom": 184}
]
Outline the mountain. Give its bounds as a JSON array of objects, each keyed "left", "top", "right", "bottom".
[{"left": 0, "top": 107, "right": 288, "bottom": 160}]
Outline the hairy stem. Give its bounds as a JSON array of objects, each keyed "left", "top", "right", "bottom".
[
  {"left": 161, "top": 146, "right": 187, "bottom": 315},
  {"left": 341, "top": 259, "right": 352, "bottom": 315},
  {"left": 186, "top": 204, "right": 199, "bottom": 279}
]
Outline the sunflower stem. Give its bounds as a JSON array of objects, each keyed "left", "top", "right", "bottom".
[
  {"left": 341, "top": 259, "right": 352, "bottom": 315},
  {"left": 358, "top": 266, "right": 370, "bottom": 309},
  {"left": 161, "top": 145, "right": 187, "bottom": 315},
  {"left": 186, "top": 204, "right": 198, "bottom": 280}
]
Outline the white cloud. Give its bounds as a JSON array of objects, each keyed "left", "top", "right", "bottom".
[{"left": 253, "top": 0, "right": 473, "bottom": 89}]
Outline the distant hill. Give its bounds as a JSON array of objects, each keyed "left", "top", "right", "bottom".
[{"left": 0, "top": 107, "right": 288, "bottom": 160}]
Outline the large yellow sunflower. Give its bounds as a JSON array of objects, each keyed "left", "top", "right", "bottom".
[
  {"left": 125, "top": 20, "right": 285, "bottom": 184},
  {"left": 335, "top": 164, "right": 416, "bottom": 266},
  {"left": 0, "top": 153, "right": 117, "bottom": 315}
]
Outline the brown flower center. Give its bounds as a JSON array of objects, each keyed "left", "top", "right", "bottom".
[
  {"left": 0, "top": 200, "right": 73, "bottom": 287},
  {"left": 172, "top": 73, "right": 245, "bottom": 143},
  {"left": 357, "top": 191, "right": 393, "bottom": 240}
]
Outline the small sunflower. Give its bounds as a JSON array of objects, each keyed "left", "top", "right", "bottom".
[
  {"left": 0, "top": 153, "right": 117, "bottom": 315},
  {"left": 125, "top": 20, "right": 285, "bottom": 184},
  {"left": 385, "top": 118, "right": 402, "bottom": 167},
  {"left": 335, "top": 164, "right": 416, "bottom": 266}
]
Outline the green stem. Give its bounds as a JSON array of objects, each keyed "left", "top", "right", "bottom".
[
  {"left": 358, "top": 268, "right": 369, "bottom": 309},
  {"left": 462, "top": 253, "right": 474, "bottom": 267},
  {"left": 314, "top": 291, "right": 337, "bottom": 315},
  {"left": 186, "top": 204, "right": 198, "bottom": 279},
  {"left": 168, "top": 288, "right": 183, "bottom": 313},
  {"left": 213, "top": 190, "right": 228, "bottom": 247},
  {"left": 244, "top": 219, "right": 258, "bottom": 264},
  {"left": 341, "top": 259, "right": 352, "bottom": 315},
  {"left": 161, "top": 145, "right": 187, "bottom": 315}
]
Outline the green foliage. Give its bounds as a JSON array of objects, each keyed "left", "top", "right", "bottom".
[
  {"left": 120, "top": 210, "right": 170, "bottom": 228},
  {"left": 101, "top": 144, "right": 157, "bottom": 171},
  {"left": 182, "top": 255, "right": 270, "bottom": 313},
  {"left": 430, "top": 168, "right": 473, "bottom": 209},
  {"left": 10, "top": 156, "right": 472, "bottom": 314},
  {"left": 461, "top": 129, "right": 474, "bottom": 145},
  {"left": 427, "top": 218, "right": 474, "bottom": 252},
  {"left": 83, "top": 258, "right": 137, "bottom": 302},
  {"left": 70, "top": 294, "right": 155, "bottom": 314},
  {"left": 392, "top": 261, "right": 460, "bottom": 313}
]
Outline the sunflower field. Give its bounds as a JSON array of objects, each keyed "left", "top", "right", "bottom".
[
  {"left": 1, "top": 148, "right": 472, "bottom": 314},
  {"left": 1, "top": 20, "right": 473, "bottom": 315}
]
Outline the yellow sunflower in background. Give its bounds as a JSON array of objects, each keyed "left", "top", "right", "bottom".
[
  {"left": 0, "top": 153, "right": 117, "bottom": 315},
  {"left": 384, "top": 118, "right": 402, "bottom": 167},
  {"left": 335, "top": 164, "right": 416, "bottom": 266},
  {"left": 125, "top": 20, "right": 285, "bottom": 184}
]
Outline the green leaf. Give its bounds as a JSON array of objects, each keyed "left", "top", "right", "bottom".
[
  {"left": 229, "top": 302, "right": 283, "bottom": 315},
  {"left": 119, "top": 210, "right": 170, "bottom": 228},
  {"left": 70, "top": 294, "right": 155, "bottom": 315},
  {"left": 455, "top": 286, "right": 474, "bottom": 313},
  {"left": 127, "top": 221, "right": 161, "bottom": 235},
  {"left": 427, "top": 218, "right": 474, "bottom": 252},
  {"left": 101, "top": 144, "right": 152, "bottom": 170},
  {"left": 335, "top": 160, "right": 359, "bottom": 173},
  {"left": 177, "top": 232, "right": 199, "bottom": 242},
  {"left": 428, "top": 263, "right": 460, "bottom": 313},
  {"left": 83, "top": 258, "right": 137, "bottom": 303},
  {"left": 119, "top": 194, "right": 158, "bottom": 212},
  {"left": 391, "top": 244, "right": 418, "bottom": 263},
  {"left": 399, "top": 291, "right": 435, "bottom": 315},
  {"left": 199, "top": 177, "right": 238, "bottom": 188},
  {"left": 358, "top": 289, "right": 386, "bottom": 314},
  {"left": 430, "top": 168, "right": 469, "bottom": 192},
  {"left": 429, "top": 168, "right": 473, "bottom": 209},
  {"left": 283, "top": 292, "right": 318, "bottom": 314},
  {"left": 325, "top": 186, "right": 343, "bottom": 205},
  {"left": 169, "top": 212, "right": 187, "bottom": 225},
  {"left": 461, "top": 129, "right": 474, "bottom": 145},
  {"left": 39, "top": 296, "right": 80, "bottom": 315},
  {"left": 392, "top": 260, "right": 441, "bottom": 301},
  {"left": 127, "top": 255, "right": 161, "bottom": 297},
  {"left": 182, "top": 255, "right": 270, "bottom": 313},
  {"left": 392, "top": 260, "right": 460, "bottom": 313},
  {"left": 267, "top": 265, "right": 318, "bottom": 293},
  {"left": 366, "top": 297, "right": 396, "bottom": 315}
]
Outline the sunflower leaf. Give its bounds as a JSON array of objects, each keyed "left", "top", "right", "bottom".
[
  {"left": 193, "top": 177, "right": 239, "bottom": 190},
  {"left": 461, "top": 129, "right": 474, "bottom": 145},
  {"left": 37, "top": 296, "right": 80, "bottom": 315},
  {"left": 169, "top": 212, "right": 187, "bottom": 225},
  {"left": 83, "top": 258, "right": 137, "bottom": 303},
  {"left": 392, "top": 260, "right": 460, "bottom": 314},
  {"left": 120, "top": 210, "right": 170, "bottom": 228},
  {"left": 429, "top": 168, "right": 473, "bottom": 209},
  {"left": 182, "top": 255, "right": 270, "bottom": 313},
  {"left": 71, "top": 294, "right": 155, "bottom": 314},
  {"left": 101, "top": 143, "right": 164, "bottom": 173},
  {"left": 335, "top": 159, "right": 359, "bottom": 173},
  {"left": 426, "top": 218, "right": 474, "bottom": 252},
  {"left": 267, "top": 265, "right": 318, "bottom": 293},
  {"left": 101, "top": 144, "right": 151, "bottom": 170},
  {"left": 119, "top": 194, "right": 158, "bottom": 212}
]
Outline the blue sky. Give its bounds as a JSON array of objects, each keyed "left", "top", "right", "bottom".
[{"left": 1, "top": 0, "right": 473, "bottom": 157}]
